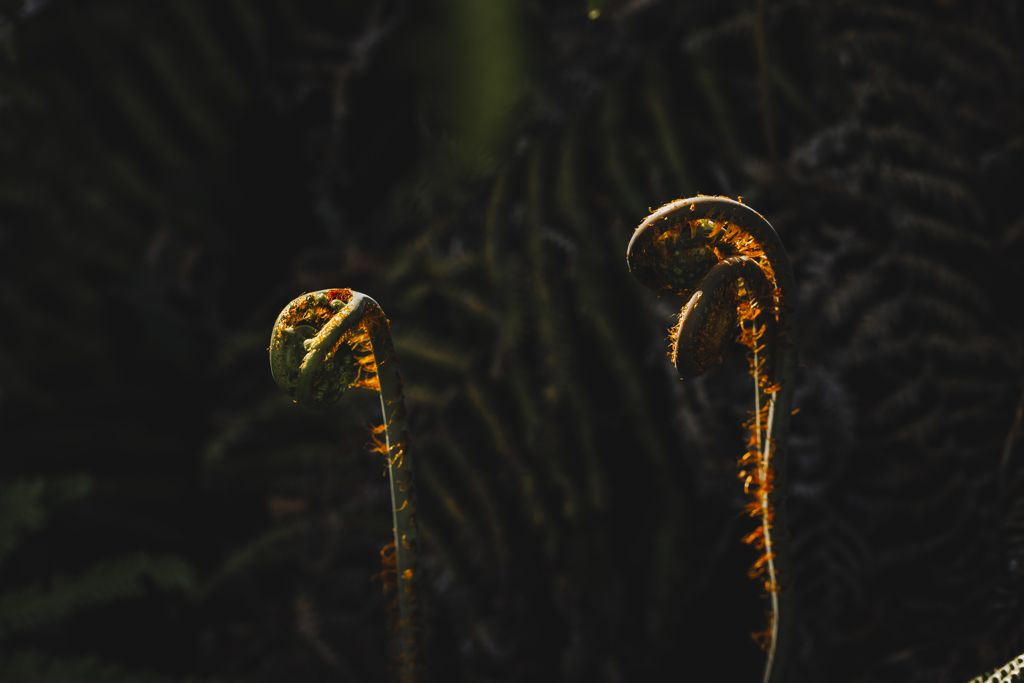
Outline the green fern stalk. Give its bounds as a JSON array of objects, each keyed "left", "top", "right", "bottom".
[
  {"left": 269, "top": 289, "right": 423, "bottom": 682},
  {"left": 626, "top": 196, "right": 797, "bottom": 683}
]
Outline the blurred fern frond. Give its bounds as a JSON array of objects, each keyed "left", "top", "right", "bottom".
[
  {"left": 0, "top": 651, "right": 213, "bottom": 683},
  {"left": 0, "top": 552, "right": 193, "bottom": 639},
  {"left": 0, "top": 478, "right": 205, "bottom": 683}
]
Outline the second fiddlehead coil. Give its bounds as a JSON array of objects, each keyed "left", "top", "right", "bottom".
[{"left": 627, "top": 196, "right": 797, "bottom": 683}]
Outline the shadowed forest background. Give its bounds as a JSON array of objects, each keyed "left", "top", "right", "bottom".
[{"left": 1, "top": 0, "right": 1023, "bottom": 681}]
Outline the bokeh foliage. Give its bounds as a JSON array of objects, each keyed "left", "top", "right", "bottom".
[{"left": 1, "top": 1, "right": 1023, "bottom": 682}]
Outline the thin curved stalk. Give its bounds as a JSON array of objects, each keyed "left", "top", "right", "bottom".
[
  {"left": 626, "top": 196, "right": 797, "bottom": 683},
  {"left": 269, "top": 288, "right": 423, "bottom": 683},
  {"left": 362, "top": 301, "right": 423, "bottom": 681}
]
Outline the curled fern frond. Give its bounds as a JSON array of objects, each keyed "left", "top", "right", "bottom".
[
  {"left": 270, "top": 288, "right": 424, "bottom": 682},
  {"left": 627, "top": 195, "right": 797, "bottom": 683}
]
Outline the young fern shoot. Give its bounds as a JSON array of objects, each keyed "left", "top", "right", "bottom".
[
  {"left": 626, "top": 196, "right": 797, "bottom": 683},
  {"left": 269, "top": 288, "right": 423, "bottom": 683}
]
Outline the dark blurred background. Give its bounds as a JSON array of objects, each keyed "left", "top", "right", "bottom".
[{"left": 1, "top": 0, "right": 1023, "bottom": 681}]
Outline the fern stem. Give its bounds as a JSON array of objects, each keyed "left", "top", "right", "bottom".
[{"left": 362, "top": 301, "right": 423, "bottom": 682}]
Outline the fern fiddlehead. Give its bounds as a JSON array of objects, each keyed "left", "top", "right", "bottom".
[
  {"left": 269, "top": 288, "right": 423, "bottom": 682},
  {"left": 626, "top": 196, "right": 797, "bottom": 683}
]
